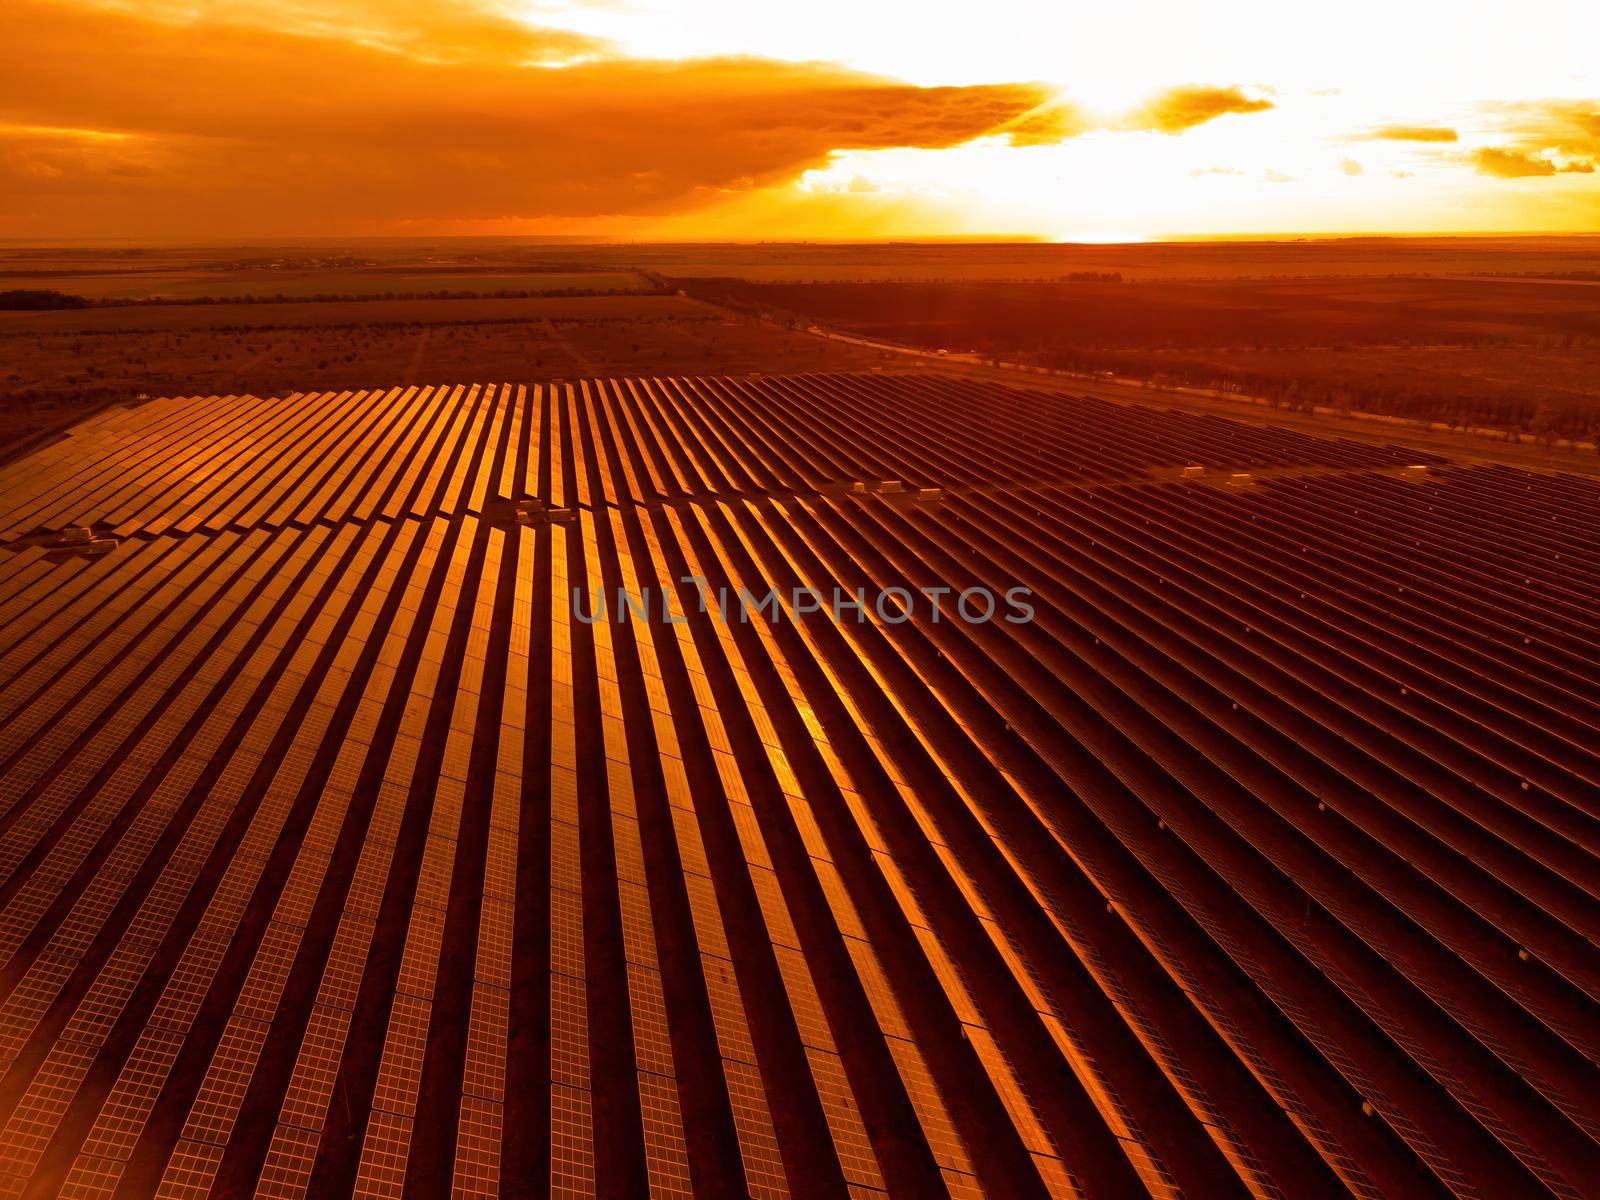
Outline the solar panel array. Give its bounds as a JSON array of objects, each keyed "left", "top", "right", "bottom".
[{"left": 0, "top": 373, "right": 1595, "bottom": 1200}]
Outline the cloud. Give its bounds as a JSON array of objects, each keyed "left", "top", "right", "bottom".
[
  {"left": 1473, "top": 147, "right": 1594, "bottom": 177},
  {"left": 1362, "top": 125, "right": 1459, "bottom": 143},
  {"left": 0, "top": 1, "right": 1285, "bottom": 236},
  {"left": 0, "top": 0, "right": 1073, "bottom": 235},
  {"left": 1340, "top": 158, "right": 1364, "bottom": 176},
  {"left": 1482, "top": 100, "right": 1600, "bottom": 155},
  {"left": 1001, "top": 99, "right": 1091, "bottom": 147},
  {"left": 64, "top": 0, "right": 614, "bottom": 66},
  {"left": 1474, "top": 148, "right": 1557, "bottom": 177},
  {"left": 999, "top": 83, "right": 1272, "bottom": 146},
  {"left": 1126, "top": 85, "right": 1273, "bottom": 134},
  {"left": 1469, "top": 100, "right": 1600, "bottom": 178}
]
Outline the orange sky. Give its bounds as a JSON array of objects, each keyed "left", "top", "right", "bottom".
[{"left": 3, "top": 0, "right": 1599, "bottom": 239}]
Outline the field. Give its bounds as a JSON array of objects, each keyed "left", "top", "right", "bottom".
[
  {"left": 12, "top": 236, "right": 1600, "bottom": 455},
  {"left": 0, "top": 244, "right": 655, "bottom": 300},
  {"left": 0, "top": 294, "right": 700, "bottom": 334},
  {"left": 11, "top": 236, "right": 1600, "bottom": 290},
  {"left": 0, "top": 371, "right": 1596, "bottom": 1198},
  {"left": 684, "top": 275, "right": 1600, "bottom": 347},
  {"left": 398, "top": 236, "right": 1600, "bottom": 281},
  {"left": 0, "top": 295, "right": 880, "bottom": 449},
  {"left": 1111, "top": 344, "right": 1600, "bottom": 433},
  {"left": 682, "top": 273, "right": 1600, "bottom": 445},
  {"left": 0, "top": 269, "right": 651, "bottom": 301}
]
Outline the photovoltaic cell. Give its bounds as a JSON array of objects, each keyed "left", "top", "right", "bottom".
[{"left": 0, "top": 373, "right": 1592, "bottom": 1200}]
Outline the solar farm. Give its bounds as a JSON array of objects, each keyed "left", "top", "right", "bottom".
[{"left": 0, "top": 372, "right": 1597, "bottom": 1199}]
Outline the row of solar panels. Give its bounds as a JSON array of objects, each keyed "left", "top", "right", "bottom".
[
  {"left": 0, "top": 374, "right": 1441, "bottom": 544},
  {"left": 0, "top": 375, "right": 1595, "bottom": 1200}
]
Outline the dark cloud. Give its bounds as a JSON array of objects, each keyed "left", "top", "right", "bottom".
[
  {"left": 0, "top": 0, "right": 1079, "bottom": 235},
  {"left": 1126, "top": 85, "right": 1273, "bottom": 134},
  {"left": 83, "top": 0, "right": 614, "bottom": 66},
  {"left": 0, "top": 2, "right": 1284, "bottom": 237},
  {"left": 1363, "top": 125, "right": 1459, "bottom": 143}
]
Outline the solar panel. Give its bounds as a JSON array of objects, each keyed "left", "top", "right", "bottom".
[{"left": 0, "top": 373, "right": 1594, "bottom": 1200}]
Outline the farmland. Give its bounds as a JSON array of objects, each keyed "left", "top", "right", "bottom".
[
  {"left": 0, "top": 244, "right": 657, "bottom": 300},
  {"left": 306, "top": 235, "right": 1600, "bottom": 282},
  {"left": 1103, "top": 344, "right": 1600, "bottom": 438},
  {"left": 682, "top": 272, "right": 1600, "bottom": 445},
  {"left": 0, "top": 269, "right": 651, "bottom": 302},
  {"left": 11, "top": 236, "right": 1600, "bottom": 454},
  {"left": 0, "top": 370, "right": 1597, "bottom": 1198},
  {"left": 689, "top": 276, "right": 1600, "bottom": 347},
  {"left": 0, "top": 294, "right": 879, "bottom": 449},
  {"left": 0, "top": 295, "right": 701, "bottom": 334}
]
